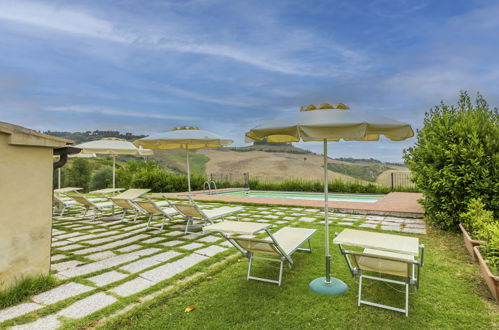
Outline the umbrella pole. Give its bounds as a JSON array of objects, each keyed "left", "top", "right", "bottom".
[
  {"left": 308, "top": 139, "right": 348, "bottom": 296},
  {"left": 324, "top": 140, "right": 331, "bottom": 283},
  {"left": 58, "top": 168, "right": 61, "bottom": 189},
  {"left": 112, "top": 155, "right": 116, "bottom": 189},
  {"left": 186, "top": 148, "right": 191, "bottom": 193}
]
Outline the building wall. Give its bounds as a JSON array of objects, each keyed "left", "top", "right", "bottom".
[{"left": 0, "top": 133, "right": 53, "bottom": 290}]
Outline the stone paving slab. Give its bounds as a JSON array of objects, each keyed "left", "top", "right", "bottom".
[
  {"left": 161, "top": 240, "right": 183, "bottom": 246},
  {"left": 120, "top": 251, "right": 182, "bottom": 273},
  {"left": 0, "top": 302, "right": 43, "bottom": 323},
  {"left": 88, "top": 270, "right": 129, "bottom": 286},
  {"left": 197, "top": 236, "right": 220, "bottom": 243},
  {"left": 57, "top": 292, "right": 117, "bottom": 319},
  {"left": 57, "top": 244, "right": 84, "bottom": 251},
  {"left": 179, "top": 242, "right": 204, "bottom": 250},
  {"left": 50, "top": 254, "right": 66, "bottom": 262},
  {"left": 109, "top": 277, "right": 155, "bottom": 297},
  {"left": 87, "top": 250, "right": 116, "bottom": 261},
  {"left": 194, "top": 245, "right": 227, "bottom": 257},
  {"left": 164, "top": 230, "right": 184, "bottom": 236},
  {"left": 51, "top": 260, "right": 84, "bottom": 272},
  {"left": 140, "top": 254, "right": 209, "bottom": 283},
  {"left": 10, "top": 314, "right": 61, "bottom": 330},
  {"left": 115, "top": 244, "right": 142, "bottom": 252},
  {"left": 142, "top": 237, "right": 166, "bottom": 244},
  {"left": 32, "top": 282, "right": 93, "bottom": 305},
  {"left": 73, "top": 234, "right": 149, "bottom": 255}
]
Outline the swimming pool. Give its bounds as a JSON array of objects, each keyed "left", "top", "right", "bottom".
[{"left": 217, "top": 191, "right": 383, "bottom": 203}]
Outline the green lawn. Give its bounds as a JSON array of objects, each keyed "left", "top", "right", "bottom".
[{"left": 101, "top": 224, "right": 498, "bottom": 329}]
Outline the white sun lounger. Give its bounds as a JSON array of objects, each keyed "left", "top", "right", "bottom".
[
  {"left": 334, "top": 229, "right": 425, "bottom": 316},
  {"left": 173, "top": 200, "right": 243, "bottom": 234},
  {"left": 109, "top": 189, "right": 151, "bottom": 222},
  {"left": 70, "top": 195, "right": 114, "bottom": 220},
  {"left": 134, "top": 199, "right": 179, "bottom": 231},
  {"left": 204, "top": 221, "right": 316, "bottom": 286},
  {"left": 53, "top": 195, "right": 78, "bottom": 216}
]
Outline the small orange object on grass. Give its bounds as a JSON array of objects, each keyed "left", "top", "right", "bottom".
[{"left": 184, "top": 305, "right": 196, "bottom": 313}]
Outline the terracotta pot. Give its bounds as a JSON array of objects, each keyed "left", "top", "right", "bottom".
[
  {"left": 474, "top": 246, "right": 499, "bottom": 302},
  {"left": 459, "top": 223, "right": 485, "bottom": 261}
]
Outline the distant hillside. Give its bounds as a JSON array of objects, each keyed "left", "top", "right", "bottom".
[{"left": 44, "top": 130, "right": 145, "bottom": 144}]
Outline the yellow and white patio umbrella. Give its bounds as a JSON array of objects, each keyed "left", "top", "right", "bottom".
[
  {"left": 134, "top": 127, "right": 233, "bottom": 193},
  {"left": 74, "top": 138, "right": 153, "bottom": 189},
  {"left": 245, "top": 103, "right": 414, "bottom": 295}
]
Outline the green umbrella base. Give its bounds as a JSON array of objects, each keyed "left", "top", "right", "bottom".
[{"left": 309, "top": 277, "right": 348, "bottom": 296}]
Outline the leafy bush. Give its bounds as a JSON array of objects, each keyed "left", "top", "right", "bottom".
[
  {"left": 404, "top": 92, "right": 499, "bottom": 229},
  {"left": 67, "top": 158, "right": 92, "bottom": 191},
  {"left": 461, "top": 199, "right": 499, "bottom": 274},
  {"left": 116, "top": 160, "right": 206, "bottom": 192},
  {"left": 89, "top": 166, "right": 113, "bottom": 191},
  {"left": 248, "top": 178, "right": 415, "bottom": 194}
]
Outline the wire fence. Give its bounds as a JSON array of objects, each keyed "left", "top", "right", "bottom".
[
  {"left": 209, "top": 172, "right": 250, "bottom": 187},
  {"left": 389, "top": 171, "right": 416, "bottom": 189}
]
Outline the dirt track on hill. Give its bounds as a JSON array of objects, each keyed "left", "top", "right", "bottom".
[{"left": 199, "top": 149, "right": 366, "bottom": 183}]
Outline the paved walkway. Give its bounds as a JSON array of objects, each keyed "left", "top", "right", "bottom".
[{"left": 0, "top": 200, "right": 425, "bottom": 329}]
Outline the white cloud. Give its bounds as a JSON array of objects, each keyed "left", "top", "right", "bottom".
[
  {"left": 44, "top": 105, "right": 199, "bottom": 121},
  {"left": 0, "top": 1, "right": 365, "bottom": 77}
]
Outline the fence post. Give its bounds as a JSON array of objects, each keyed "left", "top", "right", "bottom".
[{"left": 391, "top": 172, "right": 394, "bottom": 191}]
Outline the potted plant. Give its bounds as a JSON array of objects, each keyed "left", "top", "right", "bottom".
[
  {"left": 459, "top": 199, "right": 489, "bottom": 260},
  {"left": 473, "top": 223, "right": 499, "bottom": 301}
]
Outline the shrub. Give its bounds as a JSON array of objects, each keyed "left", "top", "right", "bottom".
[
  {"left": 89, "top": 166, "right": 113, "bottom": 191},
  {"left": 404, "top": 92, "right": 499, "bottom": 230},
  {"left": 461, "top": 199, "right": 499, "bottom": 274},
  {"left": 67, "top": 158, "right": 92, "bottom": 191}
]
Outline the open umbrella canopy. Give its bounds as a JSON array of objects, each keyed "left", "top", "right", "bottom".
[
  {"left": 134, "top": 126, "right": 233, "bottom": 150},
  {"left": 245, "top": 103, "right": 414, "bottom": 296},
  {"left": 75, "top": 138, "right": 144, "bottom": 155},
  {"left": 74, "top": 138, "right": 153, "bottom": 189},
  {"left": 245, "top": 103, "right": 414, "bottom": 143},
  {"left": 134, "top": 127, "right": 233, "bottom": 193}
]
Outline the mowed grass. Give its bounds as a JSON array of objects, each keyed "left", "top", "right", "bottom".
[{"left": 101, "top": 224, "right": 498, "bottom": 329}]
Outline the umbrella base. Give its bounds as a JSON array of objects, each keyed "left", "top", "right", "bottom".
[
  {"left": 309, "top": 277, "right": 348, "bottom": 296},
  {"left": 102, "top": 216, "right": 123, "bottom": 221}
]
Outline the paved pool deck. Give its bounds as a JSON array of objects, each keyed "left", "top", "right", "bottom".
[{"left": 155, "top": 190, "right": 425, "bottom": 218}]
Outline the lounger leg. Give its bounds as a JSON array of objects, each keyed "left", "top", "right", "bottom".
[
  {"left": 278, "top": 259, "right": 284, "bottom": 286},
  {"left": 147, "top": 214, "right": 153, "bottom": 229},
  {"left": 60, "top": 206, "right": 66, "bottom": 217},
  {"left": 405, "top": 283, "right": 409, "bottom": 317},
  {"left": 160, "top": 215, "right": 166, "bottom": 231},
  {"left": 247, "top": 253, "right": 253, "bottom": 281},
  {"left": 358, "top": 275, "right": 363, "bottom": 307},
  {"left": 184, "top": 218, "right": 192, "bottom": 234}
]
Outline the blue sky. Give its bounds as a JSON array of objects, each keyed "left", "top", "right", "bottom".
[{"left": 1, "top": 0, "right": 498, "bottom": 161}]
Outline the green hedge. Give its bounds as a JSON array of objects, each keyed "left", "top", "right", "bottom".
[
  {"left": 404, "top": 92, "right": 499, "bottom": 230},
  {"left": 114, "top": 160, "right": 416, "bottom": 194}
]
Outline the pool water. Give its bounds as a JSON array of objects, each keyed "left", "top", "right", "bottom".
[{"left": 218, "top": 191, "right": 383, "bottom": 203}]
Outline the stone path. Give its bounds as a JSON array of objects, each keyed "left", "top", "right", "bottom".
[{"left": 1, "top": 199, "right": 425, "bottom": 329}]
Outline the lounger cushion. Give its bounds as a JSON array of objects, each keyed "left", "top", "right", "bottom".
[
  {"left": 264, "top": 227, "right": 316, "bottom": 256},
  {"left": 357, "top": 248, "right": 414, "bottom": 277},
  {"left": 203, "top": 206, "right": 243, "bottom": 219}
]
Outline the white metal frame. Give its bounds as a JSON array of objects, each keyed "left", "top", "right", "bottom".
[
  {"left": 223, "top": 228, "right": 314, "bottom": 286},
  {"left": 338, "top": 242, "right": 425, "bottom": 316}
]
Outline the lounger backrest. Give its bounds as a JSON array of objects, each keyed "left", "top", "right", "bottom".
[
  {"left": 348, "top": 251, "right": 413, "bottom": 278},
  {"left": 70, "top": 195, "right": 94, "bottom": 208},
  {"left": 231, "top": 237, "right": 282, "bottom": 256},
  {"left": 135, "top": 200, "right": 161, "bottom": 215},
  {"left": 111, "top": 198, "right": 135, "bottom": 210},
  {"left": 173, "top": 203, "right": 204, "bottom": 218}
]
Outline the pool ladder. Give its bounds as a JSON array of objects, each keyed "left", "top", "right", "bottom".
[{"left": 203, "top": 180, "right": 217, "bottom": 195}]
